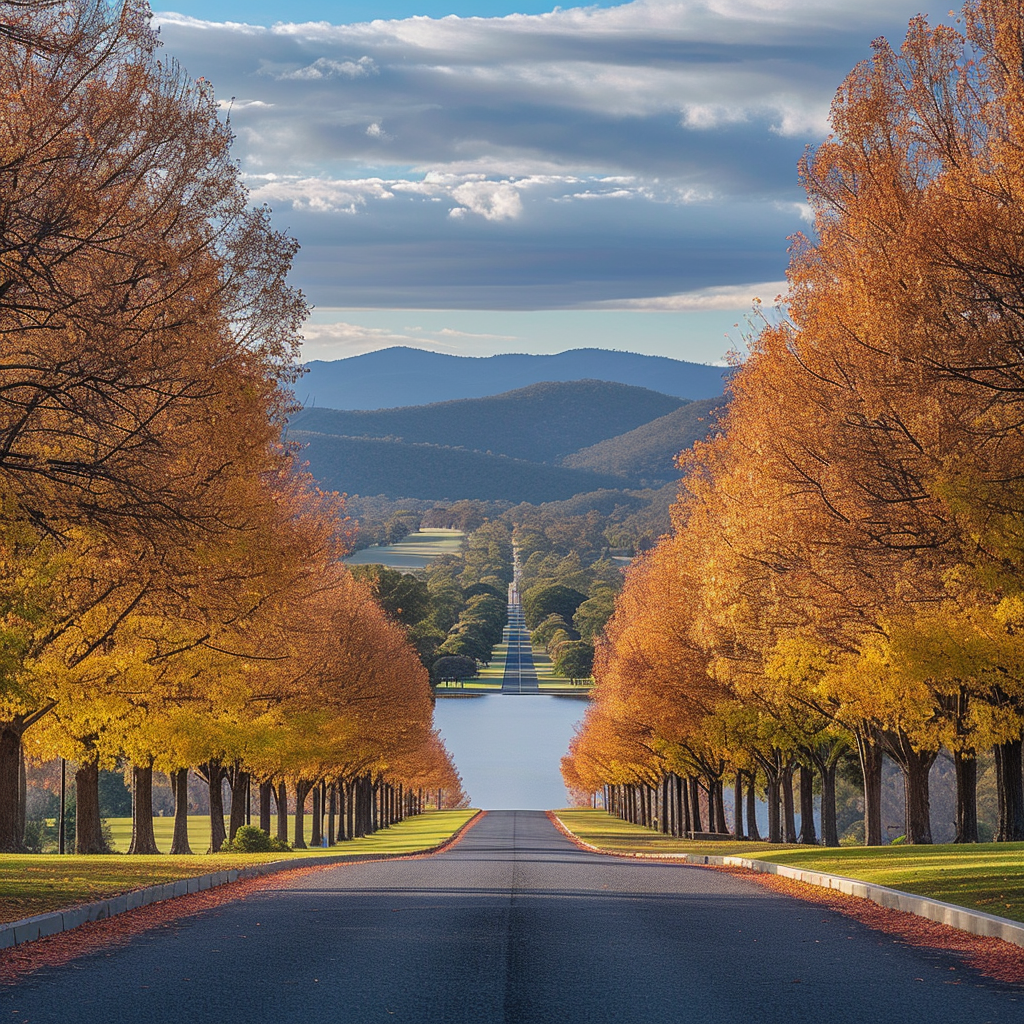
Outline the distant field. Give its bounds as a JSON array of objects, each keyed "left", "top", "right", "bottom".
[{"left": 345, "top": 528, "right": 464, "bottom": 569}]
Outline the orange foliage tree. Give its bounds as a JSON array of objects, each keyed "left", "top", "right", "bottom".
[{"left": 564, "top": 0, "right": 1024, "bottom": 846}]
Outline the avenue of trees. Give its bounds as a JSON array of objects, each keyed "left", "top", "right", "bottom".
[
  {"left": 564, "top": 0, "right": 1024, "bottom": 846},
  {"left": 0, "top": 0, "right": 463, "bottom": 854},
  {"left": 351, "top": 522, "right": 512, "bottom": 681}
]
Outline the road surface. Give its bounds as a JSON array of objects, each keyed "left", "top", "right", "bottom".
[
  {"left": 2, "top": 811, "right": 1019, "bottom": 1023},
  {"left": 501, "top": 602, "right": 539, "bottom": 694}
]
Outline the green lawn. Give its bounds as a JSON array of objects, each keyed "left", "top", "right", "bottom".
[
  {"left": 434, "top": 681, "right": 501, "bottom": 693},
  {"left": 0, "top": 810, "right": 477, "bottom": 923},
  {"left": 104, "top": 814, "right": 365, "bottom": 854},
  {"left": 345, "top": 529, "right": 465, "bottom": 570},
  {"left": 555, "top": 809, "right": 1024, "bottom": 923}
]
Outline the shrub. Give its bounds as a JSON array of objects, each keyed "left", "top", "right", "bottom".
[{"left": 220, "top": 825, "right": 290, "bottom": 853}]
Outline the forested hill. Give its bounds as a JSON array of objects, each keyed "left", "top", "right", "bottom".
[
  {"left": 560, "top": 397, "right": 725, "bottom": 485},
  {"left": 289, "top": 431, "right": 627, "bottom": 504},
  {"left": 299, "top": 347, "right": 731, "bottom": 410},
  {"left": 289, "top": 380, "right": 685, "bottom": 463}
]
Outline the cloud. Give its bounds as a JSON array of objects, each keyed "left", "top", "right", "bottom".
[
  {"left": 272, "top": 55, "right": 378, "bottom": 80},
  {"left": 449, "top": 180, "right": 523, "bottom": 221},
  {"left": 298, "top": 321, "right": 430, "bottom": 357},
  {"left": 152, "top": 1, "right": 943, "bottom": 311},
  {"left": 155, "top": 2, "right": 931, "bottom": 188},
  {"left": 297, "top": 319, "right": 518, "bottom": 360},
  {"left": 249, "top": 174, "right": 411, "bottom": 213},
  {"left": 589, "top": 280, "right": 790, "bottom": 311}
]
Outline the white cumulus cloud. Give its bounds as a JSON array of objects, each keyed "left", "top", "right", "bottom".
[{"left": 449, "top": 181, "right": 523, "bottom": 221}]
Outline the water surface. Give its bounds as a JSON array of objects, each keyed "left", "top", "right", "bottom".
[{"left": 433, "top": 694, "right": 587, "bottom": 809}]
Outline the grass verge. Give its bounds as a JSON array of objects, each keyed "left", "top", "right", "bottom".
[
  {"left": 0, "top": 809, "right": 478, "bottom": 924},
  {"left": 554, "top": 809, "right": 1024, "bottom": 924}
]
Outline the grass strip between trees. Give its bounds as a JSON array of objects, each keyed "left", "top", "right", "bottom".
[
  {"left": 555, "top": 810, "right": 1024, "bottom": 924},
  {"left": 0, "top": 810, "right": 478, "bottom": 924}
]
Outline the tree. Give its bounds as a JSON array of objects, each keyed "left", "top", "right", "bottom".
[
  {"left": 554, "top": 641, "right": 594, "bottom": 684},
  {"left": 522, "top": 584, "right": 586, "bottom": 631},
  {"left": 349, "top": 565, "right": 430, "bottom": 627},
  {"left": 432, "top": 656, "right": 477, "bottom": 686},
  {"left": 0, "top": 1, "right": 304, "bottom": 542}
]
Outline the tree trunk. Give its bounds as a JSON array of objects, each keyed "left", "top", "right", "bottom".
[
  {"left": 712, "top": 778, "right": 728, "bottom": 834},
  {"left": 781, "top": 763, "right": 797, "bottom": 843},
  {"left": 311, "top": 785, "right": 322, "bottom": 847},
  {"left": 765, "top": 770, "right": 781, "bottom": 843},
  {"left": 18, "top": 745, "right": 25, "bottom": 850},
  {"left": 902, "top": 746, "right": 935, "bottom": 844},
  {"left": 228, "top": 767, "right": 248, "bottom": 842},
  {"left": 338, "top": 781, "right": 348, "bottom": 841},
  {"left": 0, "top": 722, "right": 26, "bottom": 852},
  {"left": 275, "top": 779, "right": 289, "bottom": 843},
  {"left": 211, "top": 768, "right": 227, "bottom": 852},
  {"left": 818, "top": 761, "right": 839, "bottom": 847},
  {"left": 675, "top": 775, "right": 687, "bottom": 836},
  {"left": 169, "top": 768, "right": 192, "bottom": 855},
  {"left": 745, "top": 771, "right": 761, "bottom": 841},
  {"left": 688, "top": 777, "right": 702, "bottom": 832},
  {"left": 127, "top": 763, "right": 160, "bottom": 855},
  {"left": 882, "top": 730, "right": 936, "bottom": 845},
  {"left": 259, "top": 782, "right": 273, "bottom": 835},
  {"left": 856, "top": 730, "right": 883, "bottom": 846},
  {"left": 996, "top": 739, "right": 1024, "bottom": 841},
  {"left": 196, "top": 761, "right": 228, "bottom": 852},
  {"left": 953, "top": 750, "right": 978, "bottom": 844},
  {"left": 75, "top": 760, "right": 106, "bottom": 854},
  {"left": 732, "top": 772, "right": 744, "bottom": 839},
  {"left": 798, "top": 764, "right": 817, "bottom": 845},
  {"left": 294, "top": 780, "right": 312, "bottom": 848},
  {"left": 328, "top": 783, "right": 337, "bottom": 845}
]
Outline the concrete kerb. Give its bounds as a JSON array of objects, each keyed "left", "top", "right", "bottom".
[
  {"left": 550, "top": 814, "right": 1024, "bottom": 950},
  {"left": 0, "top": 811, "right": 484, "bottom": 952}
]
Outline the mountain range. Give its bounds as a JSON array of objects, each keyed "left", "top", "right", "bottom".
[
  {"left": 298, "top": 347, "right": 730, "bottom": 410},
  {"left": 289, "top": 379, "right": 725, "bottom": 502},
  {"left": 288, "top": 380, "right": 684, "bottom": 464}
]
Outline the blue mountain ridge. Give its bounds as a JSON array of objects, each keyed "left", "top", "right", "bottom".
[{"left": 298, "top": 346, "right": 731, "bottom": 410}]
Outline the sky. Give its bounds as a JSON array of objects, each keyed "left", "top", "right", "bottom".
[{"left": 153, "top": 1, "right": 945, "bottom": 364}]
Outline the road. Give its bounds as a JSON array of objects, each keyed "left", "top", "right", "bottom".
[
  {"left": 2, "top": 811, "right": 1019, "bottom": 1023},
  {"left": 501, "top": 602, "right": 540, "bottom": 694}
]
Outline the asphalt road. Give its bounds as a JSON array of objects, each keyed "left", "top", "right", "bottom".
[
  {"left": 2, "top": 811, "right": 1020, "bottom": 1023},
  {"left": 501, "top": 604, "right": 539, "bottom": 694}
]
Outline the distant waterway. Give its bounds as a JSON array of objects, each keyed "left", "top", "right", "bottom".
[{"left": 433, "top": 694, "right": 588, "bottom": 809}]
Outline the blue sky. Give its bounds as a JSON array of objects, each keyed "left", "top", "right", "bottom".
[{"left": 153, "top": 1, "right": 943, "bottom": 364}]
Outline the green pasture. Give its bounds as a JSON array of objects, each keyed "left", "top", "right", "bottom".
[
  {"left": 555, "top": 810, "right": 1024, "bottom": 923},
  {"left": 0, "top": 810, "right": 477, "bottom": 923},
  {"left": 345, "top": 529, "right": 465, "bottom": 570}
]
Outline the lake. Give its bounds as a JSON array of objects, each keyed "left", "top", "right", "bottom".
[{"left": 433, "top": 693, "right": 588, "bottom": 809}]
